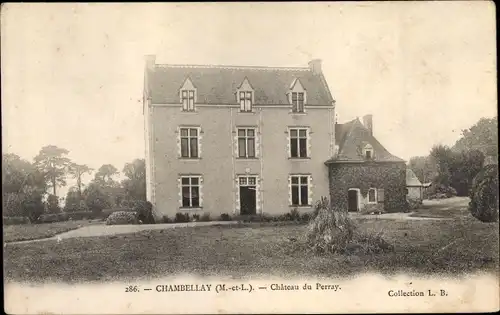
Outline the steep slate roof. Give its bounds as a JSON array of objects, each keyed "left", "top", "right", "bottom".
[
  {"left": 147, "top": 64, "right": 334, "bottom": 105},
  {"left": 406, "top": 169, "right": 423, "bottom": 187},
  {"left": 327, "top": 118, "right": 405, "bottom": 164}
]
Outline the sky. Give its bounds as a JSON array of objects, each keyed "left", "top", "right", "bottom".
[{"left": 1, "top": 2, "right": 497, "bottom": 198}]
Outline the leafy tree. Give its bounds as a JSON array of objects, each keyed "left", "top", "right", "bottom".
[
  {"left": 68, "top": 163, "right": 93, "bottom": 199},
  {"left": 453, "top": 116, "right": 498, "bottom": 157},
  {"left": 64, "top": 187, "right": 82, "bottom": 212},
  {"left": 430, "top": 145, "right": 454, "bottom": 187},
  {"left": 121, "top": 159, "right": 146, "bottom": 201},
  {"left": 83, "top": 182, "right": 112, "bottom": 214},
  {"left": 469, "top": 164, "right": 498, "bottom": 222},
  {"left": 94, "top": 164, "right": 118, "bottom": 184},
  {"left": 2, "top": 153, "right": 46, "bottom": 220},
  {"left": 33, "top": 145, "right": 71, "bottom": 196}
]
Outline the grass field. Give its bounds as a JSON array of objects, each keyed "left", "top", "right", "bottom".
[
  {"left": 4, "top": 214, "right": 498, "bottom": 283},
  {"left": 3, "top": 220, "right": 102, "bottom": 243}
]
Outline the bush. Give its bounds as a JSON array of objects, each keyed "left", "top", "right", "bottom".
[
  {"left": 38, "top": 212, "right": 69, "bottom": 223},
  {"left": 469, "top": 164, "right": 499, "bottom": 223},
  {"left": 133, "top": 200, "right": 155, "bottom": 224},
  {"left": 192, "top": 214, "right": 200, "bottom": 221},
  {"left": 174, "top": 212, "right": 190, "bottom": 223},
  {"left": 199, "top": 212, "right": 211, "bottom": 222},
  {"left": 406, "top": 198, "right": 423, "bottom": 210},
  {"left": 66, "top": 211, "right": 94, "bottom": 221},
  {"left": 219, "top": 213, "right": 232, "bottom": 221},
  {"left": 105, "top": 211, "right": 138, "bottom": 225},
  {"left": 100, "top": 207, "right": 135, "bottom": 220},
  {"left": 284, "top": 208, "right": 301, "bottom": 221},
  {"left": 3, "top": 216, "right": 31, "bottom": 225},
  {"left": 427, "top": 184, "right": 457, "bottom": 199},
  {"left": 161, "top": 215, "right": 171, "bottom": 223},
  {"left": 300, "top": 212, "right": 312, "bottom": 222},
  {"left": 46, "top": 194, "right": 61, "bottom": 213},
  {"left": 304, "top": 196, "right": 393, "bottom": 255}
]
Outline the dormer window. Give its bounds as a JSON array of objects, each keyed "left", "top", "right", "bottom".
[
  {"left": 288, "top": 78, "right": 307, "bottom": 113},
  {"left": 239, "top": 91, "right": 253, "bottom": 112},
  {"left": 237, "top": 78, "right": 254, "bottom": 112},
  {"left": 181, "top": 90, "right": 195, "bottom": 111},
  {"left": 363, "top": 144, "right": 374, "bottom": 160},
  {"left": 292, "top": 92, "right": 305, "bottom": 112},
  {"left": 179, "top": 77, "right": 197, "bottom": 112}
]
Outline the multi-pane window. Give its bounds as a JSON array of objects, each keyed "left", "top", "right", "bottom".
[
  {"left": 180, "top": 128, "right": 199, "bottom": 158},
  {"left": 239, "top": 176, "right": 256, "bottom": 186},
  {"left": 290, "top": 128, "right": 308, "bottom": 158},
  {"left": 363, "top": 144, "right": 373, "bottom": 160},
  {"left": 181, "top": 177, "right": 200, "bottom": 208},
  {"left": 181, "top": 90, "right": 195, "bottom": 111},
  {"left": 239, "top": 91, "right": 253, "bottom": 112},
  {"left": 291, "top": 175, "right": 309, "bottom": 206},
  {"left": 291, "top": 92, "right": 305, "bottom": 112},
  {"left": 368, "top": 188, "right": 377, "bottom": 203},
  {"left": 237, "top": 128, "right": 256, "bottom": 158}
]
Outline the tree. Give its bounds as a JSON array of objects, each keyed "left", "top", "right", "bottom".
[
  {"left": 469, "top": 164, "right": 498, "bottom": 222},
  {"left": 453, "top": 116, "right": 498, "bottom": 157},
  {"left": 68, "top": 163, "right": 92, "bottom": 199},
  {"left": 83, "top": 182, "right": 112, "bottom": 214},
  {"left": 64, "top": 187, "right": 81, "bottom": 212},
  {"left": 33, "top": 145, "right": 71, "bottom": 196},
  {"left": 430, "top": 145, "right": 454, "bottom": 186},
  {"left": 94, "top": 164, "right": 118, "bottom": 184},
  {"left": 46, "top": 194, "right": 61, "bottom": 213},
  {"left": 121, "top": 159, "right": 146, "bottom": 201},
  {"left": 2, "top": 153, "right": 46, "bottom": 220}
]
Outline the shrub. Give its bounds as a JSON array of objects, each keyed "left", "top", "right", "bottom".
[
  {"left": 174, "top": 212, "right": 190, "bottom": 223},
  {"left": 66, "top": 211, "right": 94, "bottom": 221},
  {"left": 219, "top": 213, "right": 232, "bottom": 221},
  {"left": 304, "top": 196, "right": 393, "bottom": 255},
  {"left": 105, "top": 211, "right": 138, "bottom": 225},
  {"left": 3, "top": 216, "right": 31, "bottom": 225},
  {"left": 133, "top": 200, "right": 155, "bottom": 224},
  {"left": 38, "top": 212, "right": 69, "bottom": 223},
  {"left": 284, "top": 208, "right": 301, "bottom": 221},
  {"left": 469, "top": 164, "right": 499, "bottom": 223},
  {"left": 161, "top": 215, "right": 171, "bottom": 223},
  {"left": 192, "top": 214, "right": 200, "bottom": 221},
  {"left": 427, "top": 184, "right": 457, "bottom": 199},
  {"left": 300, "top": 212, "right": 312, "bottom": 223},
  {"left": 46, "top": 194, "right": 61, "bottom": 213},
  {"left": 406, "top": 198, "right": 423, "bottom": 210},
  {"left": 199, "top": 212, "right": 211, "bottom": 222},
  {"left": 100, "top": 207, "right": 135, "bottom": 220}
]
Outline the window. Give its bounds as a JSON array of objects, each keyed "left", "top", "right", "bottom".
[
  {"left": 292, "top": 92, "right": 305, "bottom": 112},
  {"left": 181, "top": 177, "right": 200, "bottom": 208},
  {"left": 363, "top": 144, "right": 373, "bottom": 160},
  {"left": 237, "top": 128, "right": 256, "bottom": 158},
  {"left": 290, "top": 128, "right": 308, "bottom": 158},
  {"left": 180, "top": 128, "right": 199, "bottom": 158},
  {"left": 239, "top": 91, "right": 253, "bottom": 112},
  {"left": 368, "top": 188, "right": 377, "bottom": 204},
  {"left": 181, "top": 90, "right": 195, "bottom": 111},
  {"left": 291, "top": 175, "right": 309, "bottom": 206}
]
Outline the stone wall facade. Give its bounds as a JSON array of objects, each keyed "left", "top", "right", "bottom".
[{"left": 328, "top": 162, "right": 407, "bottom": 213}]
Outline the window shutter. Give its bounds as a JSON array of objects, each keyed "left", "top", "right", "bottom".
[{"left": 377, "top": 188, "right": 385, "bottom": 202}]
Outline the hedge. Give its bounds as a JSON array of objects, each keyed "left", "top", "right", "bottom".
[{"left": 3, "top": 216, "right": 31, "bottom": 225}]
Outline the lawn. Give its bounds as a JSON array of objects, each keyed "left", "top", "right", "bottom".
[
  {"left": 3, "top": 220, "right": 103, "bottom": 243},
  {"left": 409, "top": 197, "right": 472, "bottom": 219},
  {"left": 4, "top": 216, "right": 499, "bottom": 283}
]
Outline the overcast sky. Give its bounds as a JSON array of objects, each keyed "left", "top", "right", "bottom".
[{"left": 1, "top": 2, "right": 497, "bottom": 196}]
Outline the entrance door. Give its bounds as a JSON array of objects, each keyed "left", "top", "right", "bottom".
[
  {"left": 239, "top": 176, "right": 257, "bottom": 215},
  {"left": 347, "top": 189, "right": 359, "bottom": 212}
]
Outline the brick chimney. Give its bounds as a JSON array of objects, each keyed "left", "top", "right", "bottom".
[
  {"left": 363, "top": 114, "right": 373, "bottom": 136},
  {"left": 308, "top": 59, "right": 322, "bottom": 75},
  {"left": 145, "top": 55, "right": 156, "bottom": 69}
]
